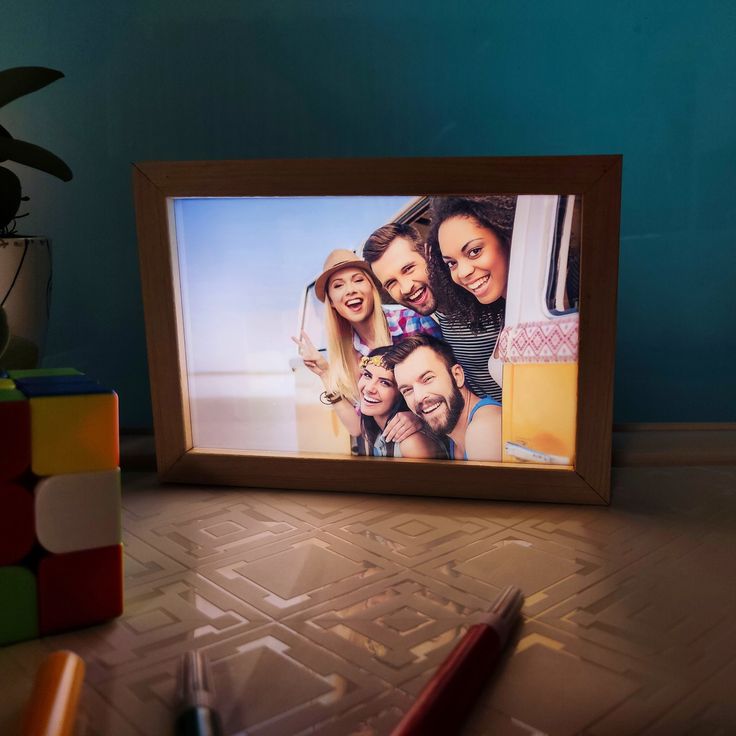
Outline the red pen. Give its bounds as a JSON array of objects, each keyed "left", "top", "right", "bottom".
[{"left": 391, "top": 585, "right": 523, "bottom": 736}]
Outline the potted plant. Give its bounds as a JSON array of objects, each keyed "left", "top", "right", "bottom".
[{"left": 0, "top": 66, "right": 72, "bottom": 369}]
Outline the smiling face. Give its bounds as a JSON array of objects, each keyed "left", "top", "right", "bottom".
[
  {"left": 326, "top": 267, "right": 375, "bottom": 323},
  {"left": 358, "top": 362, "right": 398, "bottom": 420},
  {"left": 370, "top": 237, "right": 437, "bottom": 316},
  {"left": 394, "top": 346, "right": 465, "bottom": 435},
  {"left": 438, "top": 216, "right": 509, "bottom": 304}
]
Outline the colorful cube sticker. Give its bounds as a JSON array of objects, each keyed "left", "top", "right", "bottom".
[
  {"left": 0, "top": 567, "right": 39, "bottom": 645},
  {"left": 35, "top": 469, "right": 122, "bottom": 554},
  {"left": 30, "top": 392, "right": 119, "bottom": 476},
  {"left": 0, "top": 393, "right": 30, "bottom": 481},
  {"left": 39, "top": 545, "right": 124, "bottom": 635},
  {"left": 0, "top": 482, "right": 35, "bottom": 564}
]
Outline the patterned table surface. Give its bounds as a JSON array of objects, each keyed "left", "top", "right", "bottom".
[{"left": 2, "top": 466, "right": 735, "bottom": 735}]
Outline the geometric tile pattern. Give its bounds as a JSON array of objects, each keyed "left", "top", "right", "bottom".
[{"left": 0, "top": 465, "right": 735, "bottom": 734}]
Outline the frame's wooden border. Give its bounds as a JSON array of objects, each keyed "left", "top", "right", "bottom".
[{"left": 133, "top": 156, "right": 621, "bottom": 504}]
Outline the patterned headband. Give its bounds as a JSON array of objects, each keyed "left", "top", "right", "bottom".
[{"left": 359, "top": 355, "right": 390, "bottom": 371}]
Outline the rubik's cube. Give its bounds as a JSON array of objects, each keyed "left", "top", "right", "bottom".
[{"left": 0, "top": 368, "right": 123, "bottom": 646}]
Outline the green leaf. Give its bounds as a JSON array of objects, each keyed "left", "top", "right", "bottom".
[
  {"left": 0, "top": 138, "right": 72, "bottom": 181},
  {"left": 0, "top": 67, "right": 64, "bottom": 110}
]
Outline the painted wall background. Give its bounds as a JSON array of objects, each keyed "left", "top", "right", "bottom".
[{"left": 3, "top": 0, "right": 735, "bottom": 427}]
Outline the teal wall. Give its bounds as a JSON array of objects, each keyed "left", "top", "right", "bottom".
[{"left": 4, "top": 1, "right": 735, "bottom": 427}]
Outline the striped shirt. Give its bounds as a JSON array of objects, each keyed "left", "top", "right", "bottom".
[{"left": 436, "top": 312, "right": 503, "bottom": 403}]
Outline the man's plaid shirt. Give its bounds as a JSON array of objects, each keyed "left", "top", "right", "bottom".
[{"left": 352, "top": 303, "right": 442, "bottom": 356}]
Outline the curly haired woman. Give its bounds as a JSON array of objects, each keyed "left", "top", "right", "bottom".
[{"left": 425, "top": 195, "right": 516, "bottom": 401}]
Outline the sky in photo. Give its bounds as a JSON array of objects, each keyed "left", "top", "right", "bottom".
[{"left": 174, "top": 196, "right": 413, "bottom": 374}]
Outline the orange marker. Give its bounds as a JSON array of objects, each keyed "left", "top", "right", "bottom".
[{"left": 21, "top": 650, "right": 85, "bottom": 736}]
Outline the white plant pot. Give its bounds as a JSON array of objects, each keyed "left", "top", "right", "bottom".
[{"left": 0, "top": 236, "right": 52, "bottom": 368}]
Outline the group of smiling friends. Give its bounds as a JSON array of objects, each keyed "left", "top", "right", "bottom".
[{"left": 293, "top": 195, "right": 517, "bottom": 462}]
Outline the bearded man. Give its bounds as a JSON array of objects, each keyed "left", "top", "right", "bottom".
[{"left": 384, "top": 334, "right": 502, "bottom": 462}]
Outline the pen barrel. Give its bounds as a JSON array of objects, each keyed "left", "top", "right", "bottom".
[
  {"left": 175, "top": 706, "right": 224, "bottom": 736},
  {"left": 21, "top": 650, "right": 85, "bottom": 736},
  {"left": 391, "top": 624, "right": 502, "bottom": 736}
]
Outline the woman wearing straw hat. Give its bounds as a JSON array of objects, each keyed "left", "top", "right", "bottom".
[{"left": 292, "top": 248, "right": 441, "bottom": 441}]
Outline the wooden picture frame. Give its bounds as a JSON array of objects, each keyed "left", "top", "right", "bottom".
[{"left": 133, "top": 156, "right": 621, "bottom": 504}]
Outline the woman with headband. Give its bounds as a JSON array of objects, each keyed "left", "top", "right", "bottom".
[{"left": 356, "top": 347, "right": 446, "bottom": 458}]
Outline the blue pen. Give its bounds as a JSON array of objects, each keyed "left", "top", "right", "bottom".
[{"left": 175, "top": 651, "right": 224, "bottom": 736}]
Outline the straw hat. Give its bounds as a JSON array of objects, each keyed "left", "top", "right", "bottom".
[{"left": 314, "top": 249, "right": 378, "bottom": 302}]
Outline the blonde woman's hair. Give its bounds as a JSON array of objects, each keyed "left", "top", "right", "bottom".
[{"left": 325, "top": 279, "right": 391, "bottom": 405}]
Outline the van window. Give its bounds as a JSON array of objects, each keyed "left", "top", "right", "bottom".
[{"left": 546, "top": 195, "right": 581, "bottom": 315}]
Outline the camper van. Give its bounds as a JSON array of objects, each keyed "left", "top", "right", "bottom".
[
  {"left": 290, "top": 194, "right": 580, "bottom": 465},
  {"left": 499, "top": 194, "right": 579, "bottom": 465}
]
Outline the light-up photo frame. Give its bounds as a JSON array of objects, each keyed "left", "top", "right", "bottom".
[{"left": 133, "top": 157, "right": 620, "bottom": 503}]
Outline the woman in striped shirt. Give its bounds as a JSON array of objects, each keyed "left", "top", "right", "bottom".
[{"left": 426, "top": 196, "right": 517, "bottom": 402}]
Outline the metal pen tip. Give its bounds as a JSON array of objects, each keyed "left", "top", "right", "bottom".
[
  {"left": 178, "top": 650, "right": 214, "bottom": 710},
  {"left": 490, "top": 585, "right": 524, "bottom": 622}
]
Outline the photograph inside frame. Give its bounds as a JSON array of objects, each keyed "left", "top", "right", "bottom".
[{"left": 173, "top": 193, "right": 580, "bottom": 465}]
